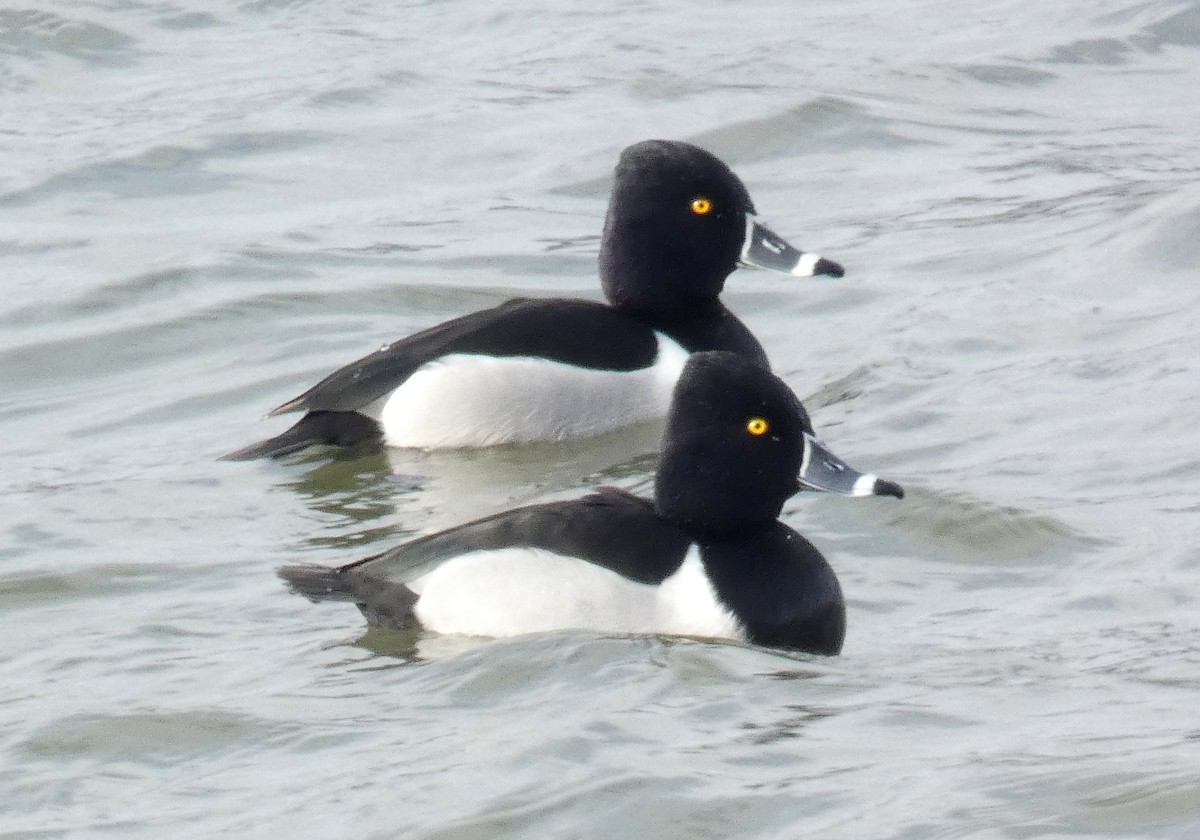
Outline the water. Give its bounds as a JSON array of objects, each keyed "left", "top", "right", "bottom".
[{"left": 3, "top": 0, "right": 1200, "bottom": 836}]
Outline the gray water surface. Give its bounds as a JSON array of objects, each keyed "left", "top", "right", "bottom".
[{"left": 3, "top": 1, "right": 1200, "bottom": 837}]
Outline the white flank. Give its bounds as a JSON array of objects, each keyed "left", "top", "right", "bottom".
[
  {"left": 654, "top": 547, "right": 745, "bottom": 639},
  {"left": 411, "top": 545, "right": 744, "bottom": 641},
  {"left": 375, "top": 334, "right": 689, "bottom": 448}
]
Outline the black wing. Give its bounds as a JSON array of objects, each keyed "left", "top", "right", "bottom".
[
  {"left": 279, "top": 487, "right": 693, "bottom": 617},
  {"left": 270, "top": 298, "right": 660, "bottom": 415},
  {"left": 349, "top": 487, "right": 690, "bottom": 583}
]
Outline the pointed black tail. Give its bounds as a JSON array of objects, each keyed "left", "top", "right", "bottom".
[
  {"left": 221, "top": 411, "right": 383, "bottom": 460},
  {"left": 279, "top": 561, "right": 421, "bottom": 629},
  {"left": 278, "top": 564, "right": 356, "bottom": 602}
]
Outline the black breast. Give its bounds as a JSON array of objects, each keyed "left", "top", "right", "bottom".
[{"left": 699, "top": 524, "right": 845, "bottom": 655}]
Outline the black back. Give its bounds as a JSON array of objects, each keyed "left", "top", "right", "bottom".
[
  {"left": 324, "top": 486, "right": 846, "bottom": 654},
  {"left": 277, "top": 344, "right": 882, "bottom": 656},
  {"left": 279, "top": 140, "right": 774, "bottom": 417},
  {"left": 271, "top": 299, "right": 660, "bottom": 415},
  {"left": 232, "top": 141, "right": 793, "bottom": 459},
  {"left": 342, "top": 487, "right": 693, "bottom": 587}
]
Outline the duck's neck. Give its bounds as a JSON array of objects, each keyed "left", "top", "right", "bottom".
[{"left": 618, "top": 298, "right": 768, "bottom": 369}]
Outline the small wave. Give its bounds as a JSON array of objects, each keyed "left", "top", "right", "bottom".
[
  {"left": 862, "top": 484, "right": 1110, "bottom": 567},
  {"left": 690, "top": 96, "right": 926, "bottom": 161},
  {"left": 2, "top": 131, "right": 329, "bottom": 206},
  {"left": 1040, "top": 2, "right": 1200, "bottom": 64},
  {"left": 17, "top": 709, "right": 289, "bottom": 761},
  {"left": 0, "top": 9, "right": 141, "bottom": 67},
  {"left": 0, "top": 562, "right": 168, "bottom": 609}
]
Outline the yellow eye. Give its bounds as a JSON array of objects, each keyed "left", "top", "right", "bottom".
[
  {"left": 746, "top": 417, "right": 769, "bottom": 436},
  {"left": 690, "top": 197, "right": 713, "bottom": 215}
]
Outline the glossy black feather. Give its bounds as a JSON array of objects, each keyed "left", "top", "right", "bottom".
[
  {"left": 270, "top": 299, "right": 661, "bottom": 416},
  {"left": 278, "top": 352, "right": 904, "bottom": 654},
  {"left": 700, "top": 525, "right": 845, "bottom": 655},
  {"left": 280, "top": 487, "right": 694, "bottom": 630},
  {"left": 230, "top": 140, "right": 838, "bottom": 458},
  {"left": 339, "top": 487, "right": 691, "bottom": 586},
  {"left": 221, "top": 410, "right": 381, "bottom": 461}
]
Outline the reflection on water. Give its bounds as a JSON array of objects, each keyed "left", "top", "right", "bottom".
[{"left": 282, "top": 419, "right": 663, "bottom": 546}]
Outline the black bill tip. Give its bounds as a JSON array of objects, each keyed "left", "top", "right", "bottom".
[
  {"left": 813, "top": 257, "right": 845, "bottom": 278},
  {"left": 872, "top": 478, "right": 904, "bottom": 499}
]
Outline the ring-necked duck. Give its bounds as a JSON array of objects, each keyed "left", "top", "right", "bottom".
[
  {"left": 280, "top": 352, "right": 901, "bottom": 655},
  {"left": 226, "top": 140, "right": 843, "bottom": 459}
]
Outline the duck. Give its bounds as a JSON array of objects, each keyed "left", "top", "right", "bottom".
[
  {"left": 225, "top": 140, "right": 844, "bottom": 459},
  {"left": 279, "top": 351, "right": 902, "bottom": 655}
]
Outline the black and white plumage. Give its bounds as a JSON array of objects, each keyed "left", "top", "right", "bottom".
[
  {"left": 279, "top": 352, "right": 903, "bottom": 655},
  {"left": 225, "top": 140, "right": 844, "bottom": 459}
]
